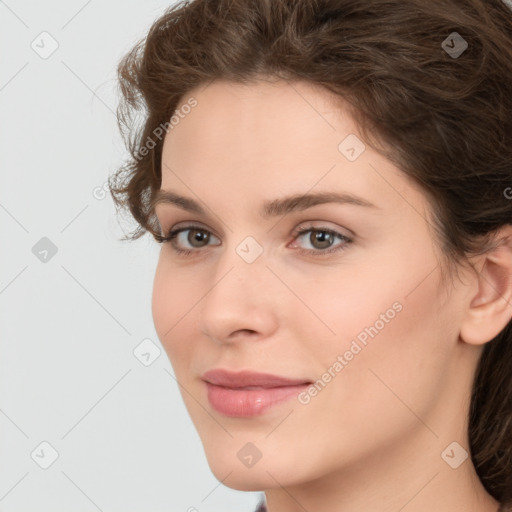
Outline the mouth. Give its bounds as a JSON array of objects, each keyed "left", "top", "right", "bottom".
[{"left": 201, "top": 369, "right": 312, "bottom": 417}]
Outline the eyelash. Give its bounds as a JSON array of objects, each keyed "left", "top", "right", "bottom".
[{"left": 159, "top": 224, "right": 353, "bottom": 258}]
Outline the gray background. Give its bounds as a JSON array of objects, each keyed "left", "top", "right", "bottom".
[
  {"left": 0, "top": 1, "right": 261, "bottom": 510},
  {"left": 2, "top": 0, "right": 512, "bottom": 511}
]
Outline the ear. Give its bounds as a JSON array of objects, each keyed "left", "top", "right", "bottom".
[{"left": 460, "top": 225, "right": 512, "bottom": 346}]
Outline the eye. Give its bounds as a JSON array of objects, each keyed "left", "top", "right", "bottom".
[
  {"left": 289, "top": 226, "right": 352, "bottom": 256},
  {"left": 159, "top": 225, "right": 220, "bottom": 255},
  {"left": 159, "top": 223, "right": 353, "bottom": 258}
]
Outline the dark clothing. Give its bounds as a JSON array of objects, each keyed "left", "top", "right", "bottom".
[
  {"left": 254, "top": 498, "right": 267, "bottom": 511},
  {"left": 255, "top": 499, "right": 512, "bottom": 511}
]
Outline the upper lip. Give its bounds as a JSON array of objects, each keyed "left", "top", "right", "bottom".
[{"left": 202, "top": 369, "right": 311, "bottom": 389}]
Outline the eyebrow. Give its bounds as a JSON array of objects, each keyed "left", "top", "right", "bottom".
[{"left": 153, "top": 189, "right": 379, "bottom": 218}]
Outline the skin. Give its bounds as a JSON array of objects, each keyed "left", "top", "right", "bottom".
[{"left": 151, "top": 77, "right": 512, "bottom": 512}]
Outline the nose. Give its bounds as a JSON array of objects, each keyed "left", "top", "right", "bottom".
[{"left": 198, "top": 243, "right": 280, "bottom": 345}]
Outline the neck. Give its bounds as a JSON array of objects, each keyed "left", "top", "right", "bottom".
[{"left": 263, "top": 423, "right": 500, "bottom": 512}]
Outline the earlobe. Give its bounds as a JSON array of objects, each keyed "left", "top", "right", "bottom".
[{"left": 460, "top": 226, "right": 512, "bottom": 346}]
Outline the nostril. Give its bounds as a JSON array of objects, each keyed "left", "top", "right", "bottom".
[{"left": 227, "top": 329, "right": 259, "bottom": 340}]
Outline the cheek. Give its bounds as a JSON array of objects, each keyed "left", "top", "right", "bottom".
[
  {"left": 298, "top": 260, "right": 452, "bottom": 443},
  {"left": 288, "top": 239, "right": 451, "bottom": 401},
  {"left": 151, "top": 255, "right": 197, "bottom": 361},
  {"left": 268, "top": 283, "right": 451, "bottom": 482}
]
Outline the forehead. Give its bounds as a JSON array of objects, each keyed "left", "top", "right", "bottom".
[
  {"left": 159, "top": 78, "right": 427, "bottom": 218},
  {"left": 162, "top": 77, "right": 350, "bottom": 166}
]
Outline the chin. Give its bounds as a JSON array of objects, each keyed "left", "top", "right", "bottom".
[
  {"left": 207, "top": 461, "right": 276, "bottom": 492},
  {"left": 202, "top": 440, "right": 311, "bottom": 492},
  {"left": 201, "top": 444, "right": 265, "bottom": 490}
]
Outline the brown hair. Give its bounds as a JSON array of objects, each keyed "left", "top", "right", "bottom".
[{"left": 109, "top": 0, "right": 512, "bottom": 505}]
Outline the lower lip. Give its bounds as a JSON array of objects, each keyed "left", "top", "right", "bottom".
[{"left": 205, "top": 382, "right": 310, "bottom": 417}]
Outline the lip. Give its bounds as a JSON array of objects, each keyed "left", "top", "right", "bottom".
[
  {"left": 202, "top": 369, "right": 312, "bottom": 417},
  {"left": 202, "top": 369, "right": 311, "bottom": 388}
]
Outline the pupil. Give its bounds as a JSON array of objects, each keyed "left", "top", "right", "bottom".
[
  {"left": 189, "top": 229, "right": 209, "bottom": 247},
  {"left": 312, "top": 231, "right": 332, "bottom": 249}
]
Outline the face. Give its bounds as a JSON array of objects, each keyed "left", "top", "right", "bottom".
[{"left": 151, "top": 78, "right": 472, "bottom": 491}]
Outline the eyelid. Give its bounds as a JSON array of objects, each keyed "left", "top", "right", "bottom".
[
  {"left": 291, "top": 220, "right": 354, "bottom": 239},
  {"left": 159, "top": 220, "right": 221, "bottom": 240},
  {"left": 160, "top": 220, "right": 349, "bottom": 241}
]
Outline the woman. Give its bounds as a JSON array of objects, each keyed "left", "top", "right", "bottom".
[{"left": 109, "top": 0, "right": 512, "bottom": 510}]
